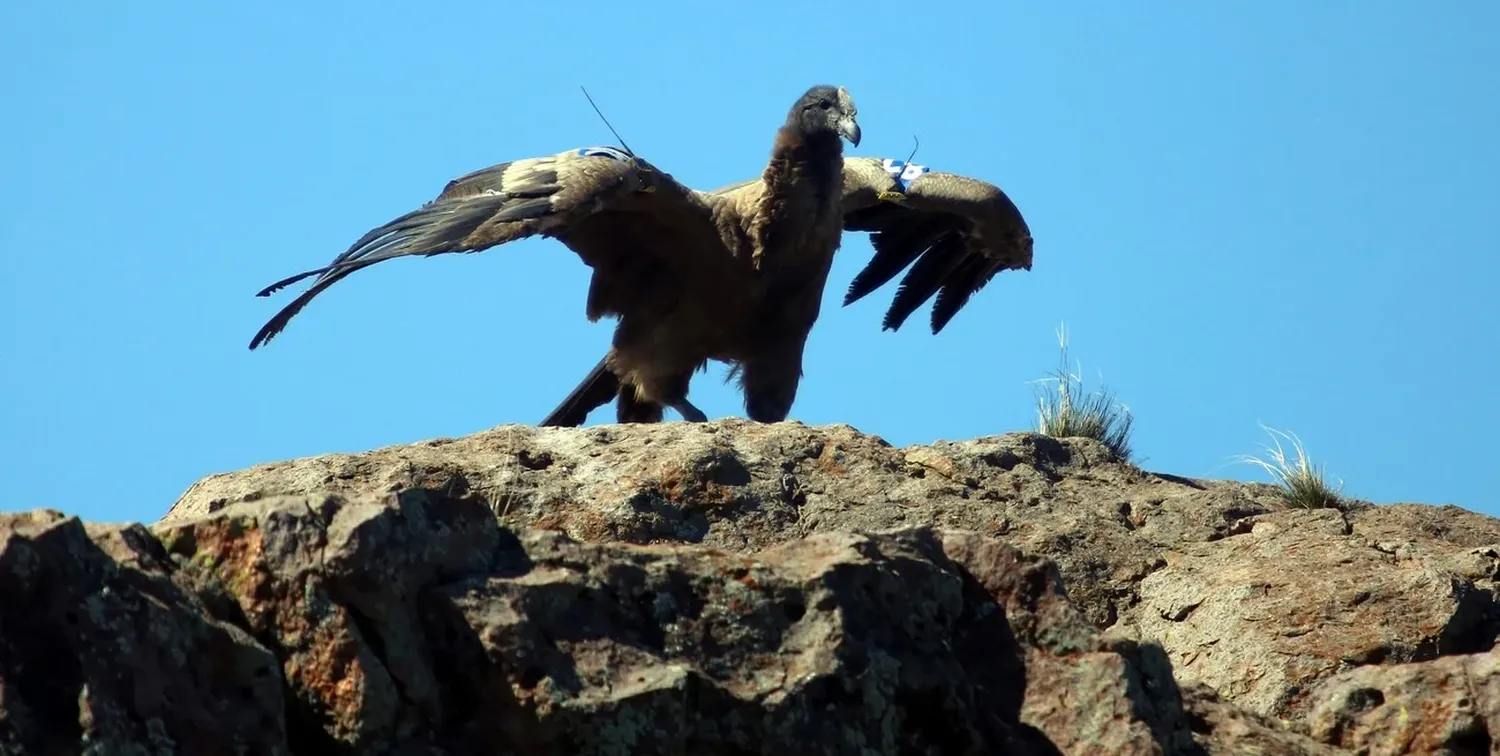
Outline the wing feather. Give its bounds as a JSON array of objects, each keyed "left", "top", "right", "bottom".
[
  {"left": 839, "top": 156, "right": 1033, "bottom": 334},
  {"left": 882, "top": 233, "right": 969, "bottom": 331},
  {"left": 842, "top": 209, "right": 955, "bottom": 306},
  {"left": 248, "top": 147, "right": 719, "bottom": 350},
  {"left": 929, "top": 252, "right": 995, "bottom": 334}
]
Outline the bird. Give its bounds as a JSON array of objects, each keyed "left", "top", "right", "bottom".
[
  {"left": 538, "top": 154, "right": 1035, "bottom": 427},
  {"left": 247, "top": 84, "right": 1033, "bottom": 427}
]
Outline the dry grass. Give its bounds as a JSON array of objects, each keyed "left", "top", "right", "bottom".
[
  {"left": 478, "top": 424, "right": 525, "bottom": 517},
  {"left": 1031, "top": 324, "right": 1136, "bottom": 462},
  {"left": 1236, "top": 423, "right": 1345, "bottom": 509}
]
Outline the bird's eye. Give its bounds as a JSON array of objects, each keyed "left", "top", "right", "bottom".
[{"left": 818, "top": 100, "right": 832, "bottom": 109}]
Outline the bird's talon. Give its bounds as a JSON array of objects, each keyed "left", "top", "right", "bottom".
[
  {"left": 673, "top": 401, "right": 709, "bottom": 423},
  {"left": 877, "top": 191, "right": 907, "bottom": 203}
]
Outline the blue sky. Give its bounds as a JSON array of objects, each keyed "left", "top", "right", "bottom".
[{"left": 2, "top": 1, "right": 1497, "bottom": 524}]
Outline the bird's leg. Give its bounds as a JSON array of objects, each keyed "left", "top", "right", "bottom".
[
  {"left": 737, "top": 347, "right": 804, "bottom": 423},
  {"left": 616, "top": 383, "right": 665, "bottom": 423},
  {"left": 634, "top": 370, "right": 705, "bottom": 423},
  {"left": 660, "top": 374, "right": 708, "bottom": 422},
  {"left": 877, "top": 191, "right": 907, "bottom": 203},
  {"left": 670, "top": 400, "right": 709, "bottom": 423}
]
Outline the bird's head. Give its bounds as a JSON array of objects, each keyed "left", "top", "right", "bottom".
[{"left": 788, "top": 85, "right": 861, "bottom": 148}]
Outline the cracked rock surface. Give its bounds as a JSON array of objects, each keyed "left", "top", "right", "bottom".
[
  {"left": 0, "top": 510, "right": 287, "bottom": 755},
  {"left": 2, "top": 420, "right": 1496, "bottom": 753}
]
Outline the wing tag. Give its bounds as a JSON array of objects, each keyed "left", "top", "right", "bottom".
[
  {"left": 578, "top": 146, "right": 633, "bottom": 162},
  {"left": 881, "top": 158, "right": 930, "bottom": 192}
]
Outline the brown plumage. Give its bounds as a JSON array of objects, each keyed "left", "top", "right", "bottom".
[
  {"left": 539, "top": 153, "right": 1034, "bottom": 427},
  {"left": 249, "top": 84, "right": 1033, "bottom": 427},
  {"left": 250, "top": 85, "right": 865, "bottom": 424}
]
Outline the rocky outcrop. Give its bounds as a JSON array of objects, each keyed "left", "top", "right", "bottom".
[
  {"left": 1306, "top": 647, "right": 1500, "bottom": 754},
  {"left": 1120, "top": 507, "right": 1500, "bottom": 720},
  {"left": 0, "top": 510, "right": 287, "bottom": 755},
  {"left": 154, "top": 494, "right": 1200, "bottom": 754},
  {"left": 2, "top": 420, "right": 1496, "bottom": 753}
]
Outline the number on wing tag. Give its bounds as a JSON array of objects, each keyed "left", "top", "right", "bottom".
[{"left": 881, "top": 158, "right": 930, "bottom": 192}]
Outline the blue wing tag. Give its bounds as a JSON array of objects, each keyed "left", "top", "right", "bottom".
[
  {"left": 577, "top": 145, "right": 632, "bottom": 162},
  {"left": 881, "top": 158, "right": 930, "bottom": 192}
]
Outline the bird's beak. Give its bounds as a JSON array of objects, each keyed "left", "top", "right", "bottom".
[{"left": 838, "top": 115, "right": 861, "bottom": 147}]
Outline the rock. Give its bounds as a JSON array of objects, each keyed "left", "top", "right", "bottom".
[
  {"left": 166, "top": 421, "right": 1500, "bottom": 723},
  {"left": 1128, "top": 507, "right": 1500, "bottom": 719},
  {"left": 0, "top": 510, "right": 288, "bottom": 755},
  {"left": 153, "top": 489, "right": 1193, "bottom": 753},
  {"left": 8, "top": 420, "right": 1500, "bottom": 752},
  {"left": 1178, "top": 683, "right": 1345, "bottom": 755},
  {"left": 164, "top": 421, "right": 1282, "bottom": 634},
  {"left": 940, "top": 530, "right": 1187, "bottom": 753},
  {"left": 1303, "top": 647, "right": 1500, "bottom": 754}
]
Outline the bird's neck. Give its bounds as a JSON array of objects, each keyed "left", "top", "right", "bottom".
[
  {"left": 746, "top": 126, "right": 846, "bottom": 271},
  {"left": 762, "top": 125, "right": 844, "bottom": 207}
]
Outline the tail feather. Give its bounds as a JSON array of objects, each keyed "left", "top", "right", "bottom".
[{"left": 539, "top": 356, "right": 620, "bottom": 427}]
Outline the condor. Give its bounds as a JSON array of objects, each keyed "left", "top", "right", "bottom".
[{"left": 249, "top": 85, "right": 1033, "bottom": 425}]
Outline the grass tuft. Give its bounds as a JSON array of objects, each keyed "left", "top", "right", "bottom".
[
  {"left": 1031, "top": 324, "right": 1136, "bottom": 462},
  {"left": 1235, "top": 423, "right": 1345, "bottom": 509}
]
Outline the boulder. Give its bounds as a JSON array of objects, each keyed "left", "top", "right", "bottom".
[{"left": 0, "top": 420, "right": 1493, "bottom": 753}]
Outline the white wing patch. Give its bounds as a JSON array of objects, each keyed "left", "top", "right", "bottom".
[
  {"left": 577, "top": 146, "right": 632, "bottom": 162},
  {"left": 881, "top": 158, "right": 931, "bottom": 192}
]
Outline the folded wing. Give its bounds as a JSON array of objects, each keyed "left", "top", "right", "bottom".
[
  {"left": 248, "top": 146, "right": 724, "bottom": 349},
  {"left": 840, "top": 156, "right": 1033, "bottom": 334}
]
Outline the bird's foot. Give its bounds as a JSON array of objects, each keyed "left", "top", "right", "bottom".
[
  {"left": 672, "top": 401, "right": 709, "bottom": 423},
  {"left": 877, "top": 191, "right": 907, "bottom": 203}
]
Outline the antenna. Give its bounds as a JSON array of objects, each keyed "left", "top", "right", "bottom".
[
  {"left": 903, "top": 134, "right": 920, "bottom": 166},
  {"left": 579, "top": 85, "right": 636, "bottom": 158}
]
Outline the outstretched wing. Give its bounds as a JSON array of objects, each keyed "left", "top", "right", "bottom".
[
  {"left": 839, "top": 156, "right": 1033, "bottom": 334},
  {"left": 248, "top": 146, "right": 724, "bottom": 350}
]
